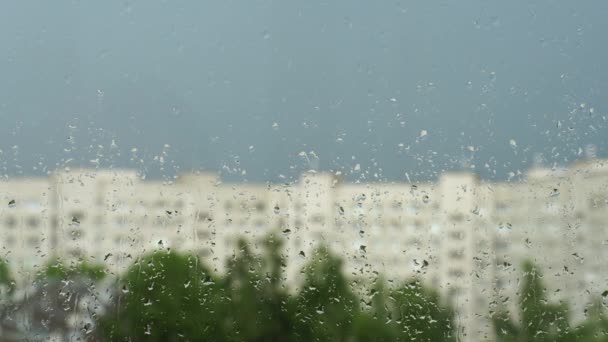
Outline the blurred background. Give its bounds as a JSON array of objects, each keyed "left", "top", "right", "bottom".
[{"left": 0, "top": 1, "right": 607, "bottom": 341}]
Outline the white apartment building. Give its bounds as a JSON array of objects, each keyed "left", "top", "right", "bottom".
[{"left": 1, "top": 158, "right": 607, "bottom": 341}]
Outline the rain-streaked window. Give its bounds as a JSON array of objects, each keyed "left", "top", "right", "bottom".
[{"left": 0, "top": 2, "right": 607, "bottom": 341}]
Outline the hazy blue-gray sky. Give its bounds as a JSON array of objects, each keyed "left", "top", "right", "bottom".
[{"left": 0, "top": 1, "right": 606, "bottom": 182}]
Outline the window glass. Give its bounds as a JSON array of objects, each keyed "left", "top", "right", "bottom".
[{"left": 0, "top": 2, "right": 606, "bottom": 341}]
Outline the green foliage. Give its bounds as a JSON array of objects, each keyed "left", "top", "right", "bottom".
[
  {"left": 519, "top": 261, "right": 570, "bottom": 341},
  {"left": 92, "top": 249, "right": 608, "bottom": 341},
  {"left": 78, "top": 260, "right": 107, "bottom": 281},
  {"left": 493, "top": 309, "right": 521, "bottom": 341},
  {"left": 0, "top": 257, "right": 15, "bottom": 295},
  {"left": 389, "top": 280, "right": 456, "bottom": 341},
  {"left": 294, "top": 245, "right": 359, "bottom": 341},
  {"left": 9, "top": 236, "right": 608, "bottom": 341},
  {"left": 222, "top": 236, "right": 295, "bottom": 341},
  {"left": 493, "top": 260, "right": 573, "bottom": 341},
  {"left": 562, "top": 299, "right": 608, "bottom": 342},
  {"left": 98, "top": 250, "right": 224, "bottom": 341},
  {"left": 358, "top": 277, "right": 455, "bottom": 342},
  {"left": 351, "top": 278, "right": 398, "bottom": 341},
  {"left": 96, "top": 238, "right": 457, "bottom": 341},
  {"left": 15, "top": 242, "right": 608, "bottom": 341},
  {"left": 41, "top": 257, "right": 106, "bottom": 281},
  {"left": 351, "top": 311, "right": 398, "bottom": 342}
]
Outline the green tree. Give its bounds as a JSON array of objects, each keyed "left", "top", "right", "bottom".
[
  {"left": 389, "top": 279, "right": 455, "bottom": 341},
  {"left": 0, "top": 257, "right": 15, "bottom": 296},
  {"left": 493, "top": 260, "right": 570, "bottom": 342},
  {"left": 98, "top": 251, "right": 224, "bottom": 341},
  {"left": 351, "top": 277, "right": 399, "bottom": 342},
  {"left": 563, "top": 298, "right": 608, "bottom": 341},
  {"left": 0, "top": 258, "right": 21, "bottom": 340},
  {"left": 41, "top": 257, "right": 106, "bottom": 281},
  {"left": 222, "top": 235, "right": 296, "bottom": 341},
  {"left": 293, "top": 245, "right": 359, "bottom": 341},
  {"left": 351, "top": 311, "right": 397, "bottom": 342},
  {"left": 493, "top": 309, "right": 521, "bottom": 341}
]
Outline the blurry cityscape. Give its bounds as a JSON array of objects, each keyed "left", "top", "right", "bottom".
[
  {"left": 0, "top": 157, "right": 607, "bottom": 340},
  {"left": 1, "top": 2, "right": 607, "bottom": 341}
]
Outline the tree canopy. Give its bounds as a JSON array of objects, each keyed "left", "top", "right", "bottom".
[{"left": 2, "top": 238, "right": 608, "bottom": 341}]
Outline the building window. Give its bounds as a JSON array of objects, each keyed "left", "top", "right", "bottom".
[
  {"left": 27, "top": 216, "right": 40, "bottom": 228},
  {"left": 26, "top": 236, "right": 38, "bottom": 247},
  {"left": 449, "top": 231, "right": 465, "bottom": 240},
  {"left": 5, "top": 216, "right": 17, "bottom": 228},
  {"left": 255, "top": 201, "right": 266, "bottom": 212}
]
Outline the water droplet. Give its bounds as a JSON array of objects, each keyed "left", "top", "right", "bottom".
[
  {"left": 299, "top": 251, "right": 306, "bottom": 258},
  {"left": 498, "top": 222, "right": 512, "bottom": 230},
  {"left": 422, "top": 195, "right": 430, "bottom": 204},
  {"left": 274, "top": 205, "right": 280, "bottom": 214},
  {"left": 509, "top": 139, "right": 517, "bottom": 148},
  {"left": 419, "top": 130, "right": 428, "bottom": 138},
  {"left": 550, "top": 188, "right": 560, "bottom": 197},
  {"left": 8, "top": 199, "right": 16, "bottom": 208},
  {"left": 122, "top": 285, "right": 129, "bottom": 294}
]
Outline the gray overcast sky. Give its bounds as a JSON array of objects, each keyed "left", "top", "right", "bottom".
[{"left": 0, "top": 1, "right": 606, "bottom": 182}]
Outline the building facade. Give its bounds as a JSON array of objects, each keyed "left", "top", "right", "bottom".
[{"left": 1, "top": 159, "right": 607, "bottom": 340}]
